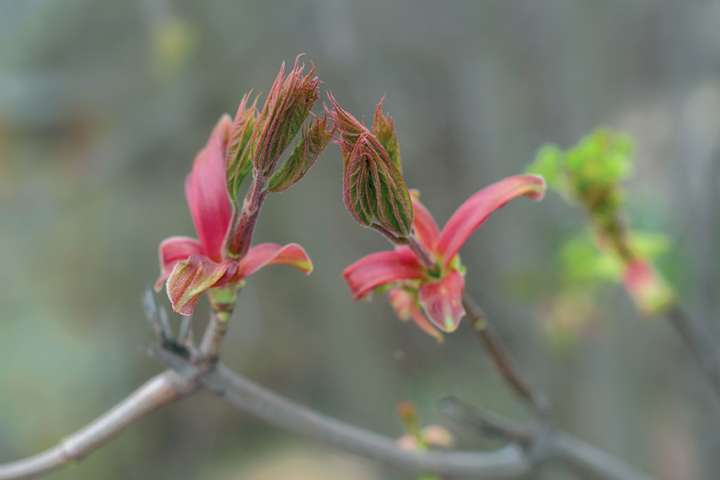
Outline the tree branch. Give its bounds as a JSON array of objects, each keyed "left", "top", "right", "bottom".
[
  {"left": 0, "top": 347, "right": 653, "bottom": 480},
  {"left": 0, "top": 370, "right": 197, "bottom": 480},
  {"left": 462, "top": 296, "right": 550, "bottom": 415},
  {"left": 198, "top": 361, "right": 530, "bottom": 477},
  {"left": 439, "top": 396, "right": 653, "bottom": 480}
]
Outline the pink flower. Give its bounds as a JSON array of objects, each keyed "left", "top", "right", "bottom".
[
  {"left": 344, "top": 175, "right": 546, "bottom": 337},
  {"left": 155, "top": 114, "right": 312, "bottom": 315}
]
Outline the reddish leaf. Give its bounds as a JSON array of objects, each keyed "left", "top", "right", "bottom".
[
  {"left": 388, "top": 288, "right": 443, "bottom": 342},
  {"left": 235, "top": 242, "right": 313, "bottom": 279},
  {"left": 343, "top": 248, "right": 423, "bottom": 300},
  {"left": 185, "top": 115, "right": 233, "bottom": 261},
  {"left": 418, "top": 271, "right": 466, "bottom": 332},
  {"left": 410, "top": 191, "right": 440, "bottom": 253},
  {"left": 436, "top": 175, "right": 546, "bottom": 265}
]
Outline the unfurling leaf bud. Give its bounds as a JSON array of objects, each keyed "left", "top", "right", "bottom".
[
  {"left": 268, "top": 114, "right": 333, "bottom": 192},
  {"left": 329, "top": 94, "right": 413, "bottom": 238},
  {"left": 226, "top": 92, "right": 258, "bottom": 201},
  {"left": 252, "top": 57, "right": 320, "bottom": 177},
  {"left": 372, "top": 98, "right": 402, "bottom": 173}
]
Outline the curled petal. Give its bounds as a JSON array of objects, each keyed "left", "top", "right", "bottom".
[
  {"left": 389, "top": 288, "right": 443, "bottom": 342},
  {"left": 155, "top": 236, "right": 203, "bottom": 291},
  {"left": 185, "top": 115, "right": 233, "bottom": 261},
  {"left": 419, "top": 271, "right": 466, "bottom": 332},
  {"left": 343, "top": 248, "right": 423, "bottom": 300},
  {"left": 436, "top": 175, "right": 546, "bottom": 265},
  {"left": 410, "top": 191, "right": 440, "bottom": 253},
  {"left": 235, "top": 242, "right": 313, "bottom": 279},
  {"left": 166, "top": 255, "right": 230, "bottom": 315}
]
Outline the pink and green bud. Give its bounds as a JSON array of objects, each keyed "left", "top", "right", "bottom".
[
  {"left": 268, "top": 114, "right": 333, "bottom": 192},
  {"left": 329, "top": 95, "right": 413, "bottom": 237},
  {"left": 252, "top": 58, "right": 320, "bottom": 178}
]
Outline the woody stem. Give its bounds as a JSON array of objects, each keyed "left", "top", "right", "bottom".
[{"left": 462, "top": 297, "right": 550, "bottom": 416}]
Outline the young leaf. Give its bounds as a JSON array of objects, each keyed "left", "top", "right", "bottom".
[
  {"left": 252, "top": 58, "right": 320, "bottom": 177},
  {"left": 343, "top": 134, "right": 414, "bottom": 236},
  {"left": 372, "top": 98, "right": 402, "bottom": 173},
  {"left": 226, "top": 93, "right": 258, "bottom": 201},
  {"left": 268, "top": 114, "right": 333, "bottom": 192}
]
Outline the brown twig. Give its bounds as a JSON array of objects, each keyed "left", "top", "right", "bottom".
[{"left": 462, "top": 296, "right": 550, "bottom": 416}]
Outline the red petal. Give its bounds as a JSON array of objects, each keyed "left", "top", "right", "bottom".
[
  {"left": 410, "top": 192, "right": 440, "bottom": 253},
  {"left": 436, "top": 175, "right": 546, "bottom": 265},
  {"left": 343, "top": 248, "right": 423, "bottom": 300},
  {"left": 235, "top": 243, "right": 313, "bottom": 279},
  {"left": 418, "top": 271, "right": 466, "bottom": 332},
  {"left": 388, "top": 288, "right": 443, "bottom": 342},
  {"left": 185, "top": 115, "right": 233, "bottom": 261},
  {"left": 155, "top": 236, "right": 203, "bottom": 291},
  {"left": 166, "top": 255, "right": 231, "bottom": 315}
]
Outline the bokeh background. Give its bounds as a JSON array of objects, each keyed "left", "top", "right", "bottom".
[{"left": 2, "top": 1, "right": 719, "bottom": 479}]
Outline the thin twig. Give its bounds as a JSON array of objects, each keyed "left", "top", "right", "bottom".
[
  {"left": 664, "top": 304, "right": 720, "bottom": 401},
  {"left": 462, "top": 296, "right": 550, "bottom": 416},
  {"left": 438, "top": 396, "right": 535, "bottom": 447},
  {"left": 199, "top": 309, "right": 231, "bottom": 361}
]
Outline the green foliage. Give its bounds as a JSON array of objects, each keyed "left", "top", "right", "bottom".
[
  {"left": 528, "top": 129, "right": 633, "bottom": 216},
  {"left": 560, "top": 230, "right": 670, "bottom": 288}
]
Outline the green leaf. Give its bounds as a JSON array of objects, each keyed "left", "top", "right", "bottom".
[{"left": 268, "top": 115, "right": 332, "bottom": 192}]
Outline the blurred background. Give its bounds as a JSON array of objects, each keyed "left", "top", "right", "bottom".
[{"left": 1, "top": 1, "right": 719, "bottom": 478}]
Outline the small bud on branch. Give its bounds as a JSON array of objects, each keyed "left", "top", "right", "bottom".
[{"left": 329, "top": 94, "right": 414, "bottom": 238}]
